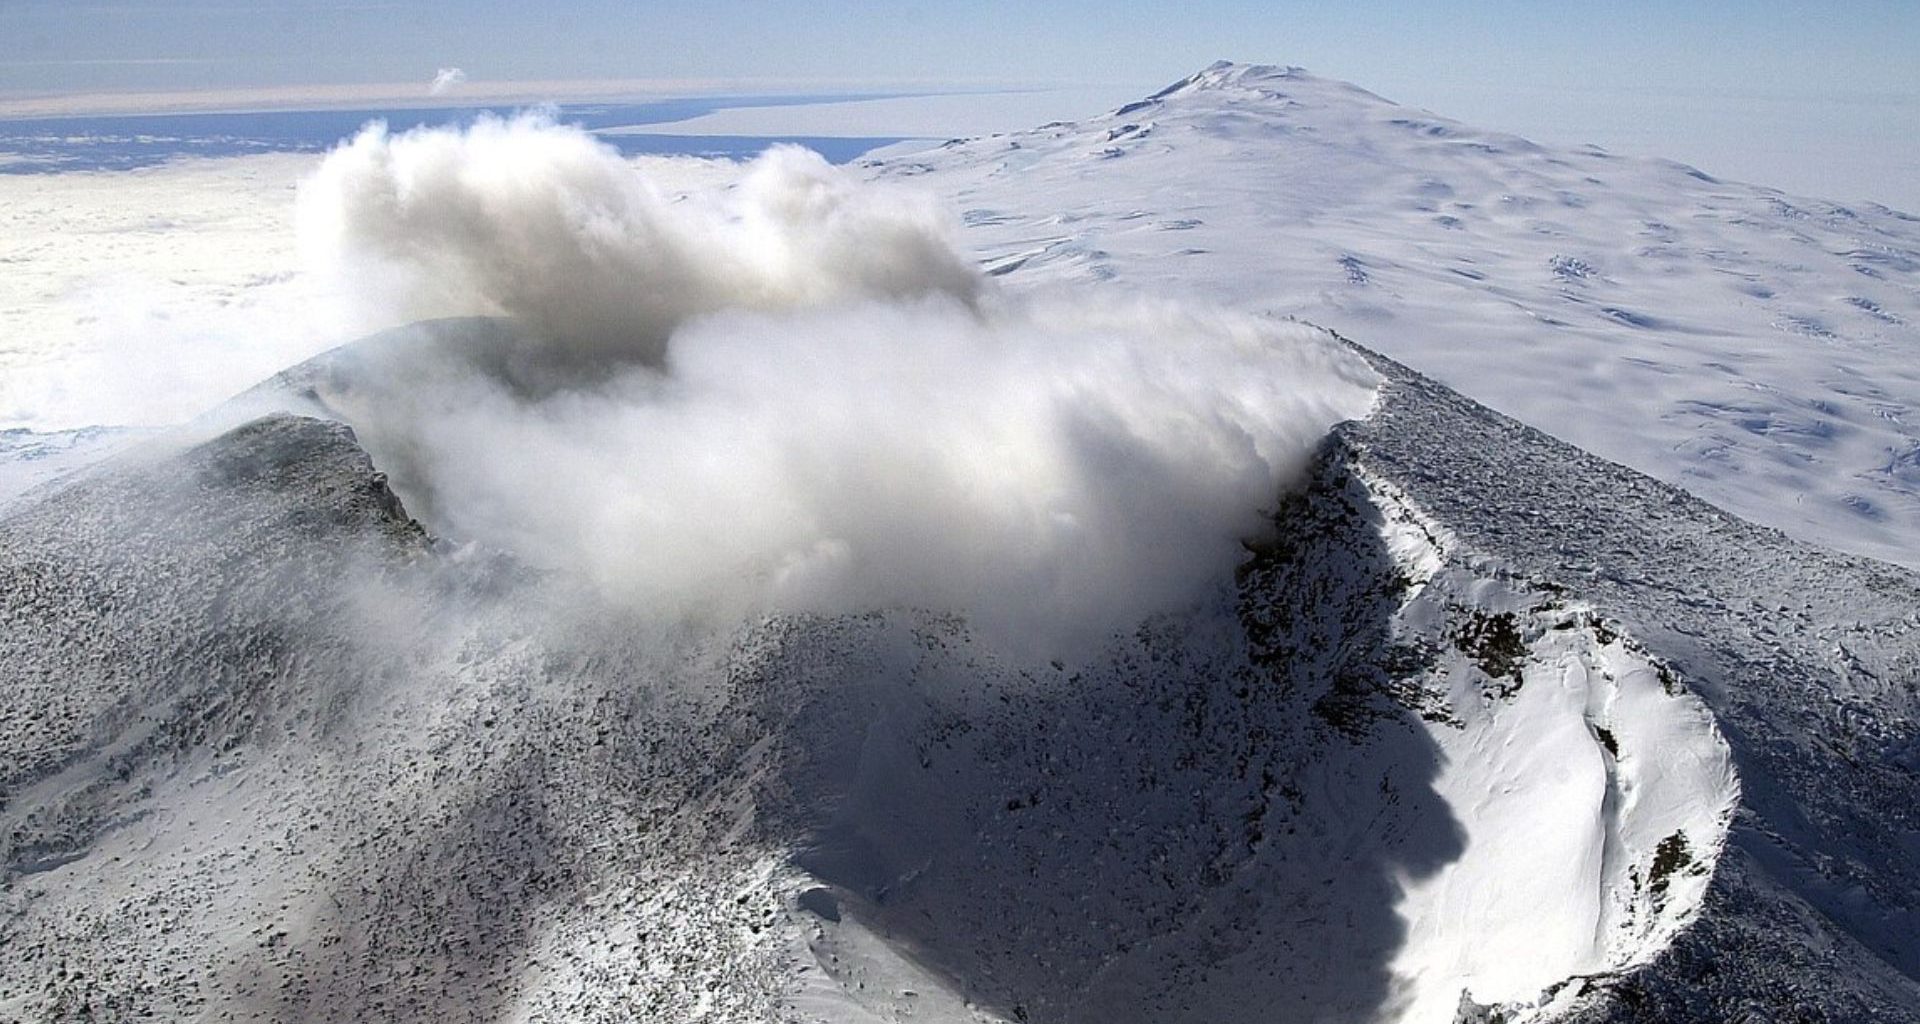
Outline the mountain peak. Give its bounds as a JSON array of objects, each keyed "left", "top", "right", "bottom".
[
  {"left": 1111, "top": 60, "right": 1391, "bottom": 120},
  {"left": 1150, "top": 60, "right": 1312, "bottom": 99}
]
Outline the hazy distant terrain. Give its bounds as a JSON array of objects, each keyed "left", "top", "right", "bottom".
[{"left": 0, "top": 95, "right": 905, "bottom": 173}]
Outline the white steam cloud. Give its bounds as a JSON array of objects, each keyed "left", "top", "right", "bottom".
[
  {"left": 428, "top": 67, "right": 466, "bottom": 95},
  {"left": 293, "top": 118, "right": 1377, "bottom": 655},
  {"left": 298, "top": 115, "right": 980, "bottom": 367}
]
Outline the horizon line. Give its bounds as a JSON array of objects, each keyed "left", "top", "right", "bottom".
[{"left": 0, "top": 75, "right": 1079, "bottom": 120}]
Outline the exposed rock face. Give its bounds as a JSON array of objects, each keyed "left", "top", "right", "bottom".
[
  {"left": 0, "top": 414, "right": 427, "bottom": 799},
  {"left": 1, "top": 336, "right": 1915, "bottom": 1023}
]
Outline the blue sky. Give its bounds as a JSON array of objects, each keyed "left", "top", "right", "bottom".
[
  {"left": 3, "top": 1, "right": 1918, "bottom": 205},
  {"left": 4, "top": 1, "right": 1916, "bottom": 99}
]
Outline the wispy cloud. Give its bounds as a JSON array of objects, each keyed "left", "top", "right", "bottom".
[{"left": 428, "top": 67, "right": 466, "bottom": 96}]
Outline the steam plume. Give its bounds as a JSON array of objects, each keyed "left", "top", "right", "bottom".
[{"left": 294, "top": 118, "right": 1377, "bottom": 655}]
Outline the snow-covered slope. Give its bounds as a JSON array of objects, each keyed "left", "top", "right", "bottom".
[
  {"left": 1348, "top": 349, "right": 1920, "bottom": 1019},
  {"left": 3, "top": 319, "right": 1914, "bottom": 1022},
  {"left": 876, "top": 62, "right": 1920, "bottom": 570}
]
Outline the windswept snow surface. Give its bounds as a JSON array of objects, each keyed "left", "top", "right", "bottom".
[{"left": 879, "top": 62, "right": 1920, "bottom": 569}]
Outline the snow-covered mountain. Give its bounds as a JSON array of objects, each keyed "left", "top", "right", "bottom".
[
  {"left": 3, "top": 63, "right": 1918, "bottom": 1024},
  {"left": 3, "top": 319, "right": 1915, "bottom": 1022},
  {"left": 881, "top": 61, "right": 1920, "bottom": 571}
]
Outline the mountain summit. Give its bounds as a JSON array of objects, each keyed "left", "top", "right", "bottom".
[{"left": 1142, "top": 60, "right": 1317, "bottom": 94}]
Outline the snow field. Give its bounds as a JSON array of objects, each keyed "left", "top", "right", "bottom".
[{"left": 898, "top": 63, "right": 1920, "bottom": 570}]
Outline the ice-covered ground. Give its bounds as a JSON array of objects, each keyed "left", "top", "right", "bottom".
[{"left": 878, "top": 62, "right": 1920, "bottom": 569}]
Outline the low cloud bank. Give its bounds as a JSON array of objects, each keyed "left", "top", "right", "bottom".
[{"left": 294, "top": 118, "right": 1377, "bottom": 654}]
